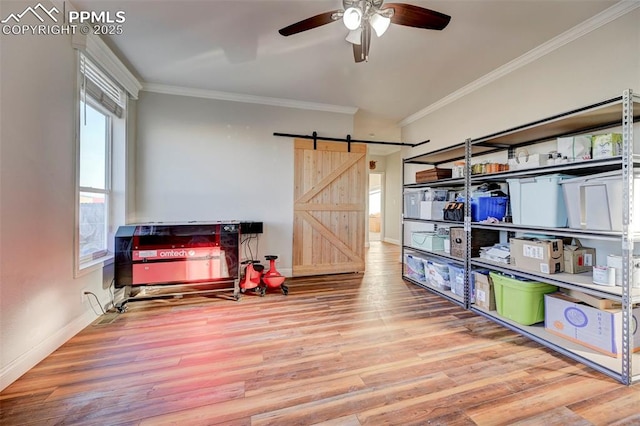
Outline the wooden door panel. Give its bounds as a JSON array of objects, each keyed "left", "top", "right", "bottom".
[{"left": 293, "top": 139, "right": 366, "bottom": 276}]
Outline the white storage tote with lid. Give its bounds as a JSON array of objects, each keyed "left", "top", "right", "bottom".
[
  {"left": 404, "top": 190, "right": 423, "bottom": 219},
  {"left": 507, "top": 174, "right": 572, "bottom": 227},
  {"left": 561, "top": 170, "right": 640, "bottom": 231}
]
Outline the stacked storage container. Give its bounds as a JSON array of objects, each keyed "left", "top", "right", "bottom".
[
  {"left": 507, "top": 174, "right": 572, "bottom": 227},
  {"left": 490, "top": 272, "right": 558, "bottom": 325},
  {"left": 561, "top": 170, "right": 640, "bottom": 231}
]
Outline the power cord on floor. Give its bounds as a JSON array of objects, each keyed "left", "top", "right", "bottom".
[
  {"left": 109, "top": 278, "right": 115, "bottom": 310},
  {"left": 84, "top": 291, "right": 107, "bottom": 315}
]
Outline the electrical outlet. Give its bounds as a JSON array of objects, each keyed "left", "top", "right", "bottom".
[{"left": 81, "top": 289, "right": 88, "bottom": 304}]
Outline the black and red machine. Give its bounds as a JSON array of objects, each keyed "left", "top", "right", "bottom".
[{"left": 114, "top": 221, "right": 262, "bottom": 309}]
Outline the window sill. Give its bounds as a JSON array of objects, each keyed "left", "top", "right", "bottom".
[{"left": 75, "top": 253, "right": 114, "bottom": 278}]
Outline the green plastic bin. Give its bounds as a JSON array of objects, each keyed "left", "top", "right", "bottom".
[{"left": 490, "top": 272, "right": 557, "bottom": 325}]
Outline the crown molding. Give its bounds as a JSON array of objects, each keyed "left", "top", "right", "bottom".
[
  {"left": 142, "top": 83, "right": 359, "bottom": 115},
  {"left": 398, "top": 1, "right": 640, "bottom": 127}
]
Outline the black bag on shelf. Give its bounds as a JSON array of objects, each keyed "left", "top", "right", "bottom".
[{"left": 443, "top": 202, "right": 464, "bottom": 222}]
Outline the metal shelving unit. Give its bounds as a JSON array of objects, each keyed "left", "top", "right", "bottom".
[
  {"left": 402, "top": 148, "right": 469, "bottom": 308},
  {"left": 402, "top": 90, "right": 640, "bottom": 385}
]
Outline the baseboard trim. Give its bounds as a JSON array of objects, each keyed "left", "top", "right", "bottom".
[
  {"left": 0, "top": 310, "right": 98, "bottom": 391},
  {"left": 383, "top": 238, "right": 401, "bottom": 246}
]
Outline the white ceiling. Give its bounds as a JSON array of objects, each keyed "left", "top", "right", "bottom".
[{"left": 72, "top": 0, "right": 617, "bottom": 135}]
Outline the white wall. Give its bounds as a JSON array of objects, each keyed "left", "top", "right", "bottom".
[
  {"left": 402, "top": 9, "right": 640, "bottom": 149},
  {"left": 383, "top": 151, "right": 402, "bottom": 245},
  {"left": 135, "top": 92, "right": 354, "bottom": 274},
  {"left": 0, "top": 1, "right": 115, "bottom": 390},
  {"left": 353, "top": 110, "right": 403, "bottom": 246}
]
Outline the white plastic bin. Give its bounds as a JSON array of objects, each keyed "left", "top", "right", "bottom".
[
  {"left": 507, "top": 174, "right": 571, "bottom": 227},
  {"left": 561, "top": 170, "right": 640, "bottom": 231},
  {"left": 561, "top": 174, "right": 593, "bottom": 229},
  {"left": 404, "top": 190, "right": 423, "bottom": 218},
  {"left": 419, "top": 201, "right": 446, "bottom": 220},
  {"left": 606, "top": 255, "right": 640, "bottom": 288}
]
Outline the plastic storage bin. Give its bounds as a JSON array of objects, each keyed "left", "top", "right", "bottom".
[
  {"left": 449, "top": 265, "right": 489, "bottom": 302},
  {"left": 404, "top": 190, "right": 423, "bottom": 219},
  {"left": 423, "top": 188, "right": 448, "bottom": 201},
  {"left": 425, "top": 260, "right": 450, "bottom": 289},
  {"left": 490, "top": 272, "right": 558, "bottom": 325},
  {"left": 405, "top": 254, "right": 426, "bottom": 282},
  {"left": 448, "top": 264, "right": 466, "bottom": 299},
  {"left": 470, "top": 196, "right": 508, "bottom": 222},
  {"left": 561, "top": 170, "right": 640, "bottom": 231},
  {"left": 507, "top": 174, "right": 570, "bottom": 227},
  {"left": 411, "top": 232, "right": 445, "bottom": 251}
]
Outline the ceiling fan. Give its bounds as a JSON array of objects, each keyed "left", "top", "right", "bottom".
[{"left": 278, "top": 0, "right": 451, "bottom": 63}]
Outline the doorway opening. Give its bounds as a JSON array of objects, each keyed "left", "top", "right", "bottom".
[{"left": 369, "top": 173, "right": 383, "bottom": 242}]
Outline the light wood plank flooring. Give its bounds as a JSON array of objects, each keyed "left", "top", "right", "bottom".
[{"left": 1, "top": 242, "right": 639, "bottom": 425}]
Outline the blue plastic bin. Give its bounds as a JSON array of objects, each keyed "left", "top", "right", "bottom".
[{"left": 462, "top": 196, "right": 508, "bottom": 222}]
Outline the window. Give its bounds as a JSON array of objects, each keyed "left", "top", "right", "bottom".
[
  {"left": 79, "top": 101, "right": 110, "bottom": 262},
  {"left": 76, "top": 54, "right": 126, "bottom": 273}
]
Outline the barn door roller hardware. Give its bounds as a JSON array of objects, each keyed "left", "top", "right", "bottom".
[{"left": 273, "top": 131, "right": 429, "bottom": 152}]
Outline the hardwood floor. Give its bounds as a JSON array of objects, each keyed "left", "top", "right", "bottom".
[{"left": 2, "top": 242, "right": 639, "bottom": 425}]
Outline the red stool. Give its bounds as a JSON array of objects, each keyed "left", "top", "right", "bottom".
[
  {"left": 239, "top": 261, "right": 264, "bottom": 294},
  {"left": 262, "top": 255, "right": 288, "bottom": 295}
]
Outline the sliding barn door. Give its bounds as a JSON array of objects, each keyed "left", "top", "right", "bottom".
[{"left": 293, "top": 139, "right": 366, "bottom": 276}]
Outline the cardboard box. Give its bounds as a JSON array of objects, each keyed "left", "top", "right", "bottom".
[
  {"left": 559, "top": 288, "right": 621, "bottom": 310},
  {"left": 563, "top": 240, "right": 595, "bottom": 274},
  {"left": 419, "top": 201, "right": 446, "bottom": 220},
  {"left": 510, "top": 238, "right": 564, "bottom": 274},
  {"left": 592, "top": 133, "right": 622, "bottom": 159},
  {"left": 557, "top": 135, "right": 592, "bottom": 161},
  {"left": 450, "top": 227, "right": 500, "bottom": 259},
  {"left": 545, "top": 292, "right": 640, "bottom": 357},
  {"left": 474, "top": 271, "right": 495, "bottom": 310},
  {"left": 508, "top": 148, "right": 549, "bottom": 170}
]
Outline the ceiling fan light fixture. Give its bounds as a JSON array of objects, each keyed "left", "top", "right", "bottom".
[
  {"left": 343, "top": 6, "right": 362, "bottom": 30},
  {"left": 369, "top": 13, "right": 390, "bottom": 37},
  {"left": 345, "top": 28, "right": 362, "bottom": 45}
]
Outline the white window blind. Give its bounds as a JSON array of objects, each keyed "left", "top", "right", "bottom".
[{"left": 80, "top": 54, "right": 125, "bottom": 118}]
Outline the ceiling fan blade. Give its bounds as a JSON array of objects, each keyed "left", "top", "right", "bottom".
[
  {"left": 384, "top": 3, "right": 451, "bottom": 30},
  {"left": 353, "top": 25, "right": 371, "bottom": 63},
  {"left": 279, "top": 10, "right": 342, "bottom": 36}
]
